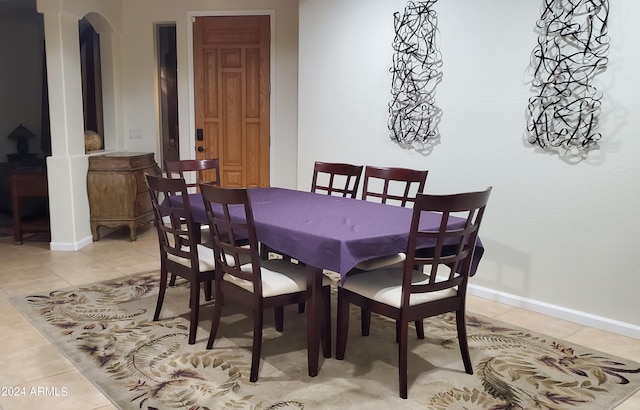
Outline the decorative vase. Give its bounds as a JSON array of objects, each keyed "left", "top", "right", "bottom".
[{"left": 84, "top": 130, "right": 102, "bottom": 152}]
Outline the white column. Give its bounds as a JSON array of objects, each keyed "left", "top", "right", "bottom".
[{"left": 41, "top": 8, "right": 93, "bottom": 250}]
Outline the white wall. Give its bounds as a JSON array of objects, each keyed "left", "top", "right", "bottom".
[{"left": 298, "top": 0, "right": 640, "bottom": 332}]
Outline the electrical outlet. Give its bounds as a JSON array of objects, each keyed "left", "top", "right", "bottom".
[{"left": 128, "top": 128, "right": 142, "bottom": 139}]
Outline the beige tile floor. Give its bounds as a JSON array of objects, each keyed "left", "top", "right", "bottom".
[{"left": 0, "top": 227, "right": 638, "bottom": 409}]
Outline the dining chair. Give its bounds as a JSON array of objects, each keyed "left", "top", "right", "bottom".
[
  {"left": 165, "top": 158, "right": 222, "bottom": 286},
  {"left": 354, "top": 166, "right": 429, "bottom": 336},
  {"left": 310, "top": 161, "right": 364, "bottom": 198},
  {"left": 336, "top": 187, "right": 492, "bottom": 399},
  {"left": 145, "top": 174, "right": 217, "bottom": 344},
  {"left": 360, "top": 165, "right": 428, "bottom": 207},
  {"left": 356, "top": 166, "right": 428, "bottom": 270},
  {"left": 200, "top": 183, "right": 332, "bottom": 382},
  {"left": 165, "top": 158, "right": 221, "bottom": 192}
]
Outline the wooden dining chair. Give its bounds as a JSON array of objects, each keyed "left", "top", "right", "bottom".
[
  {"left": 336, "top": 187, "right": 492, "bottom": 399},
  {"left": 355, "top": 166, "right": 429, "bottom": 336},
  {"left": 360, "top": 165, "right": 428, "bottom": 207},
  {"left": 200, "top": 184, "right": 332, "bottom": 382},
  {"left": 165, "top": 158, "right": 221, "bottom": 192},
  {"left": 310, "top": 161, "right": 364, "bottom": 198},
  {"left": 165, "top": 158, "right": 222, "bottom": 286},
  {"left": 356, "top": 166, "right": 428, "bottom": 269},
  {"left": 145, "top": 174, "right": 217, "bottom": 344}
]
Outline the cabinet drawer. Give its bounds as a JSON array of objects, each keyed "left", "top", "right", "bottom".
[
  {"left": 136, "top": 166, "right": 161, "bottom": 193},
  {"left": 135, "top": 191, "right": 152, "bottom": 216},
  {"left": 129, "top": 155, "right": 155, "bottom": 169}
]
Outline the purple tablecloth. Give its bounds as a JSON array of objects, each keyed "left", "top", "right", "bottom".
[{"left": 187, "top": 187, "right": 484, "bottom": 278}]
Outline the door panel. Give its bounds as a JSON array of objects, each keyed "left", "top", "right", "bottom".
[
  {"left": 203, "top": 51, "right": 218, "bottom": 118},
  {"left": 193, "top": 16, "right": 270, "bottom": 188}
]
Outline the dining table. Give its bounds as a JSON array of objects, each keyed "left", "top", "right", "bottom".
[{"left": 186, "top": 187, "right": 484, "bottom": 377}]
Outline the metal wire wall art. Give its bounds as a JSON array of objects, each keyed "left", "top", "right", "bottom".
[
  {"left": 388, "top": 0, "right": 442, "bottom": 153},
  {"left": 526, "top": 0, "right": 610, "bottom": 159}
]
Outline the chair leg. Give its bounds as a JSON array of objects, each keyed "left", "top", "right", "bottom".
[
  {"left": 260, "top": 243, "right": 269, "bottom": 260},
  {"left": 154, "top": 267, "right": 168, "bottom": 321},
  {"left": 396, "top": 320, "right": 424, "bottom": 342},
  {"left": 361, "top": 307, "right": 371, "bottom": 336},
  {"left": 169, "top": 273, "right": 177, "bottom": 286},
  {"left": 188, "top": 280, "right": 200, "bottom": 344},
  {"left": 456, "top": 310, "right": 473, "bottom": 374},
  {"left": 274, "top": 306, "right": 284, "bottom": 332},
  {"left": 298, "top": 302, "right": 305, "bottom": 313},
  {"left": 415, "top": 320, "right": 425, "bottom": 339},
  {"left": 204, "top": 278, "right": 213, "bottom": 301},
  {"left": 250, "top": 309, "right": 264, "bottom": 382},
  {"left": 398, "top": 320, "right": 409, "bottom": 399},
  {"left": 206, "top": 291, "right": 224, "bottom": 349},
  {"left": 336, "top": 288, "right": 350, "bottom": 360},
  {"left": 321, "top": 286, "right": 332, "bottom": 358}
]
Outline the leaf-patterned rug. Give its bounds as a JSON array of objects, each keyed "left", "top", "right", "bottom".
[{"left": 10, "top": 273, "right": 640, "bottom": 409}]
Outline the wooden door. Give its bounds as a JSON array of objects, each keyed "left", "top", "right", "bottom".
[{"left": 193, "top": 15, "right": 270, "bottom": 188}]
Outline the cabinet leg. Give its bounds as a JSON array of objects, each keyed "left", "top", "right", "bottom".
[
  {"left": 129, "top": 222, "right": 137, "bottom": 241},
  {"left": 91, "top": 222, "right": 100, "bottom": 241}
]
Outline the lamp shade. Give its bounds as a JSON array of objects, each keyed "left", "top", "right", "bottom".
[{"left": 8, "top": 124, "right": 36, "bottom": 140}]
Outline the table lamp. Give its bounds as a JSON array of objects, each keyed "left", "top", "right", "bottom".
[{"left": 8, "top": 124, "right": 36, "bottom": 154}]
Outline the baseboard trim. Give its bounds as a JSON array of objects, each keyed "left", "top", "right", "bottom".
[
  {"left": 468, "top": 284, "right": 640, "bottom": 340},
  {"left": 50, "top": 234, "right": 93, "bottom": 251}
]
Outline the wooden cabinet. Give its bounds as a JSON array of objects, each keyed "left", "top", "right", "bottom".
[{"left": 87, "top": 152, "right": 161, "bottom": 241}]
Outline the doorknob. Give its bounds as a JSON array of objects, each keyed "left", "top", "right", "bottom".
[{"left": 197, "top": 146, "right": 204, "bottom": 152}]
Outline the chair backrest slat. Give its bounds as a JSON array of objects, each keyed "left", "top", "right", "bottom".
[
  {"left": 361, "top": 166, "right": 428, "bottom": 207},
  {"left": 311, "top": 161, "right": 363, "bottom": 198}
]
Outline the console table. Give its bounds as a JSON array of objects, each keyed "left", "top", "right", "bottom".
[
  {"left": 12, "top": 171, "right": 49, "bottom": 244},
  {"left": 87, "top": 152, "right": 161, "bottom": 241}
]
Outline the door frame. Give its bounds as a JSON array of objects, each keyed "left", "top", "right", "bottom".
[{"left": 185, "top": 10, "right": 276, "bottom": 180}]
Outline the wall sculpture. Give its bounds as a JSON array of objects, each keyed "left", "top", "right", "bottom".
[
  {"left": 526, "top": 0, "right": 610, "bottom": 159},
  {"left": 388, "top": 1, "right": 442, "bottom": 152}
]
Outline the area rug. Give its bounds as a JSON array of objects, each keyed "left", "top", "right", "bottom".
[{"left": 10, "top": 274, "right": 640, "bottom": 409}]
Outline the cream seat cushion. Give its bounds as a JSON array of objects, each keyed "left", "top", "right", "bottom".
[
  {"left": 224, "top": 259, "right": 332, "bottom": 298},
  {"left": 354, "top": 252, "right": 406, "bottom": 271},
  {"left": 166, "top": 244, "right": 216, "bottom": 271},
  {"left": 342, "top": 266, "right": 457, "bottom": 308}
]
